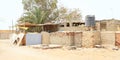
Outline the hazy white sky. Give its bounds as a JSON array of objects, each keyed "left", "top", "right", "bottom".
[
  {"left": 0, "top": 0, "right": 23, "bottom": 30},
  {"left": 59, "top": 0, "right": 120, "bottom": 19},
  {"left": 0, "top": 0, "right": 120, "bottom": 30}
]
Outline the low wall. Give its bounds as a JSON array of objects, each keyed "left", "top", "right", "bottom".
[
  {"left": 59, "top": 26, "right": 86, "bottom": 31},
  {"left": 74, "top": 32, "right": 82, "bottom": 47},
  {"left": 50, "top": 31, "right": 100, "bottom": 48},
  {"left": 46, "top": 31, "right": 120, "bottom": 48},
  {"left": 0, "top": 33, "right": 12, "bottom": 39},
  {"left": 82, "top": 31, "right": 101, "bottom": 48},
  {"left": 101, "top": 31, "right": 115, "bottom": 46},
  {"left": 41, "top": 32, "right": 50, "bottom": 45},
  {"left": 50, "top": 31, "right": 74, "bottom": 46}
]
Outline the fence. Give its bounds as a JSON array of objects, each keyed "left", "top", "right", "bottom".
[
  {"left": 0, "top": 33, "right": 12, "bottom": 39},
  {"left": 50, "top": 31, "right": 101, "bottom": 48},
  {"left": 49, "top": 31, "right": 120, "bottom": 48}
]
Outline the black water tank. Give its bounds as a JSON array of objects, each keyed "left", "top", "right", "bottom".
[{"left": 85, "top": 15, "right": 95, "bottom": 27}]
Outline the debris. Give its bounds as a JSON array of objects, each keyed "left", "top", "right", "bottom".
[
  {"left": 94, "top": 45, "right": 105, "bottom": 48},
  {"left": 112, "top": 46, "right": 119, "bottom": 51},
  {"left": 41, "top": 44, "right": 62, "bottom": 50},
  {"left": 67, "top": 46, "right": 77, "bottom": 50}
]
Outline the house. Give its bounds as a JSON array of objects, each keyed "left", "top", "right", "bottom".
[
  {"left": 96, "top": 19, "right": 120, "bottom": 31},
  {"left": 58, "top": 20, "right": 86, "bottom": 31},
  {"left": 17, "top": 22, "right": 59, "bottom": 33},
  {"left": 0, "top": 30, "right": 13, "bottom": 39}
]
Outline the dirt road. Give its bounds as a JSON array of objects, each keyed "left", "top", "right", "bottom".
[{"left": 0, "top": 40, "right": 120, "bottom": 60}]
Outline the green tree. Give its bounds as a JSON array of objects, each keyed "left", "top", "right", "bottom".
[
  {"left": 18, "top": 0, "right": 82, "bottom": 32},
  {"left": 18, "top": 0, "right": 58, "bottom": 32},
  {"left": 19, "top": 0, "right": 58, "bottom": 23},
  {"left": 19, "top": 7, "right": 47, "bottom": 24},
  {"left": 56, "top": 7, "right": 82, "bottom": 24}
]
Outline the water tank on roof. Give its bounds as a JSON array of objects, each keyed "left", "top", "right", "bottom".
[{"left": 85, "top": 15, "right": 95, "bottom": 27}]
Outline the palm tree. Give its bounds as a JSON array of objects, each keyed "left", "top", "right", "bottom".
[
  {"left": 18, "top": 6, "right": 47, "bottom": 32},
  {"left": 23, "top": 7, "right": 47, "bottom": 24},
  {"left": 18, "top": 0, "right": 58, "bottom": 32},
  {"left": 22, "top": 0, "right": 58, "bottom": 22}
]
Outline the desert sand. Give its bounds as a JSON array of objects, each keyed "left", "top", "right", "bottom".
[{"left": 0, "top": 40, "right": 120, "bottom": 60}]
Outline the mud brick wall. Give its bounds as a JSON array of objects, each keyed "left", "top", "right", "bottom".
[
  {"left": 0, "top": 33, "right": 11, "bottom": 39},
  {"left": 74, "top": 32, "right": 82, "bottom": 47},
  {"left": 95, "top": 22, "right": 101, "bottom": 31},
  {"left": 82, "top": 31, "right": 101, "bottom": 48},
  {"left": 50, "top": 31, "right": 100, "bottom": 48},
  {"left": 106, "top": 20, "right": 117, "bottom": 31},
  {"left": 41, "top": 32, "right": 50, "bottom": 45},
  {"left": 59, "top": 26, "right": 86, "bottom": 31},
  {"left": 49, "top": 31, "right": 118, "bottom": 48},
  {"left": 50, "top": 32, "right": 74, "bottom": 46},
  {"left": 101, "top": 31, "right": 115, "bottom": 46}
]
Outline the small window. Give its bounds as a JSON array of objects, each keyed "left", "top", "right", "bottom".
[
  {"left": 67, "top": 23, "right": 70, "bottom": 27},
  {"left": 60, "top": 25, "right": 64, "bottom": 27}
]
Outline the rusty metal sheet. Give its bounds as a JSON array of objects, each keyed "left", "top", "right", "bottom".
[{"left": 115, "top": 33, "right": 120, "bottom": 47}]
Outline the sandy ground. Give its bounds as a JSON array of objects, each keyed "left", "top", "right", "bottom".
[{"left": 0, "top": 39, "right": 120, "bottom": 60}]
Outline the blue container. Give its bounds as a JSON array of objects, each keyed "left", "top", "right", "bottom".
[{"left": 26, "top": 33, "right": 41, "bottom": 45}]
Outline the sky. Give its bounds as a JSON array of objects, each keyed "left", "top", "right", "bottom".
[
  {"left": 0, "top": 0, "right": 120, "bottom": 30},
  {"left": 59, "top": 0, "right": 120, "bottom": 19},
  {"left": 0, "top": 0, "right": 23, "bottom": 30}
]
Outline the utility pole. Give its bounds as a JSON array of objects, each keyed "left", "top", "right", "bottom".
[
  {"left": 12, "top": 20, "right": 14, "bottom": 33},
  {"left": 24, "top": 14, "right": 26, "bottom": 33}
]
